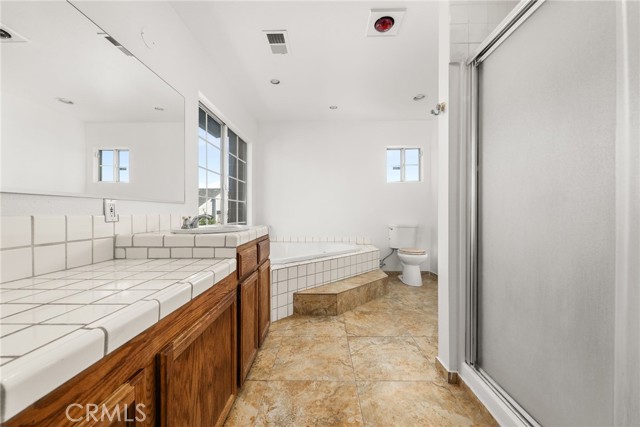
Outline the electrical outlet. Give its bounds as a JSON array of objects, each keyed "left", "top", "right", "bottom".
[{"left": 103, "top": 199, "right": 118, "bottom": 222}]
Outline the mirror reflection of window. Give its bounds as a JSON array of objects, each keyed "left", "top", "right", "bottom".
[
  {"left": 118, "top": 150, "right": 129, "bottom": 183},
  {"left": 97, "top": 149, "right": 129, "bottom": 183},
  {"left": 0, "top": 1, "right": 185, "bottom": 202}
]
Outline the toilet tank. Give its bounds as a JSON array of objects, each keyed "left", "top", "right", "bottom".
[{"left": 388, "top": 225, "right": 417, "bottom": 249}]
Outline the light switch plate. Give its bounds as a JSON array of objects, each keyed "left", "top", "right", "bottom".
[{"left": 103, "top": 199, "right": 118, "bottom": 222}]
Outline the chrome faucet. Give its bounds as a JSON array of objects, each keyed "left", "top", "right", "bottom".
[{"left": 182, "top": 214, "right": 215, "bottom": 229}]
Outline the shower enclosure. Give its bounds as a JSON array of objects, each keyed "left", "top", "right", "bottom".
[{"left": 466, "top": 0, "right": 621, "bottom": 425}]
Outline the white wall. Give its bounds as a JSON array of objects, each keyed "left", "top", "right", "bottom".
[
  {"left": 84, "top": 122, "right": 183, "bottom": 202},
  {"left": 254, "top": 120, "right": 438, "bottom": 273},
  {"left": 1, "top": 92, "right": 86, "bottom": 195},
  {"left": 1, "top": 1, "right": 258, "bottom": 216}
]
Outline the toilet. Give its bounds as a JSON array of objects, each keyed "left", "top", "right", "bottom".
[{"left": 388, "top": 225, "right": 428, "bottom": 287}]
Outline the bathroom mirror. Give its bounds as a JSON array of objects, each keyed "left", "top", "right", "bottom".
[{"left": 0, "top": 1, "right": 185, "bottom": 202}]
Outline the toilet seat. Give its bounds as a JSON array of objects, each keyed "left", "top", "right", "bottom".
[{"left": 398, "top": 248, "right": 426, "bottom": 255}]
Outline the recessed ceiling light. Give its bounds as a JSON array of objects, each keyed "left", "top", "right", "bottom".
[
  {"left": 329, "top": 105, "right": 338, "bottom": 110},
  {"left": 270, "top": 79, "right": 281, "bottom": 85},
  {"left": 55, "top": 97, "right": 74, "bottom": 105},
  {"left": 154, "top": 106, "right": 165, "bottom": 111},
  {"left": 413, "top": 94, "right": 426, "bottom": 101}
]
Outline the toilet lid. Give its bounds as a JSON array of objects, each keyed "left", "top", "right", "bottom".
[{"left": 399, "top": 248, "right": 426, "bottom": 255}]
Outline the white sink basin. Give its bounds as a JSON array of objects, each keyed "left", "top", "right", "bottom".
[{"left": 171, "top": 225, "right": 250, "bottom": 234}]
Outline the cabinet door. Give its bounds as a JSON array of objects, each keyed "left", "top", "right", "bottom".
[
  {"left": 238, "top": 271, "right": 259, "bottom": 386},
  {"left": 158, "top": 291, "right": 237, "bottom": 427},
  {"left": 74, "top": 370, "right": 149, "bottom": 427},
  {"left": 258, "top": 260, "right": 271, "bottom": 347},
  {"left": 237, "top": 244, "right": 258, "bottom": 280}
]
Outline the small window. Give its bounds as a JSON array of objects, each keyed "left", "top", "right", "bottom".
[
  {"left": 97, "top": 149, "right": 129, "bottom": 183},
  {"left": 387, "top": 148, "right": 421, "bottom": 182}
]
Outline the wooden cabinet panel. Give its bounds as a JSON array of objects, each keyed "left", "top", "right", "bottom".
[
  {"left": 158, "top": 291, "right": 237, "bottom": 427},
  {"left": 257, "top": 239, "right": 270, "bottom": 264},
  {"left": 258, "top": 260, "right": 271, "bottom": 347},
  {"left": 237, "top": 244, "right": 258, "bottom": 280},
  {"left": 73, "top": 370, "right": 148, "bottom": 427},
  {"left": 238, "top": 271, "right": 258, "bottom": 386}
]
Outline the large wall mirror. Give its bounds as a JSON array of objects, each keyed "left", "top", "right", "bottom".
[{"left": 1, "top": 1, "right": 185, "bottom": 203}]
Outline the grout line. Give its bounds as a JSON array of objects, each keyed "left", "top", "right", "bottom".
[{"left": 30, "top": 216, "right": 35, "bottom": 278}]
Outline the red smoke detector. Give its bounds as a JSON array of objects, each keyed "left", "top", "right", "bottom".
[{"left": 374, "top": 16, "right": 395, "bottom": 33}]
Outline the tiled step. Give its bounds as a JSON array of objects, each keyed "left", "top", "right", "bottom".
[{"left": 293, "top": 270, "right": 389, "bottom": 316}]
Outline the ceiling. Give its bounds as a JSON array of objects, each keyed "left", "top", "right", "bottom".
[{"left": 171, "top": 1, "right": 439, "bottom": 123}]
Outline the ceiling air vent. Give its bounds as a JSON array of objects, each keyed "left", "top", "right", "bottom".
[
  {"left": 264, "top": 30, "right": 289, "bottom": 55},
  {"left": 104, "top": 35, "right": 133, "bottom": 57},
  {"left": 0, "top": 24, "right": 29, "bottom": 43}
]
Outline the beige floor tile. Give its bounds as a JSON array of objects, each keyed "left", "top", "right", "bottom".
[
  {"left": 357, "top": 381, "right": 480, "bottom": 427},
  {"left": 247, "top": 336, "right": 282, "bottom": 380},
  {"left": 268, "top": 335, "right": 354, "bottom": 381},
  {"left": 269, "top": 315, "right": 347, "bottom": 337},
  {"left": 224, "top": 273, "right": 498, "bottom": 427},
  {"left": 349, "top": 336, "right": 437, "bottom": 381},
  {"left": 413, "top": 336, "right": 438, "bottom": 361},
  {"left": 342, "top": 304, "right": 436, "bottom": 337},
  {"left": 225, "top": 380, "right": 270, "bottom": 427},
  {"left": 259, "top": 381, "right": 364, "bottom": 427}
]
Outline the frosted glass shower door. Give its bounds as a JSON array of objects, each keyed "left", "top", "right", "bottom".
[{"left": 474, "top": 1, "right": 616, "bottom": 425}]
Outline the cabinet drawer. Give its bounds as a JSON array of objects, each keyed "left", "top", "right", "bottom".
[
  {"left": 258, "top": 239, "right": 270, "bottom": 264},
  {"left": 237, "top": 244, "right": 258, "bottom": 279}
]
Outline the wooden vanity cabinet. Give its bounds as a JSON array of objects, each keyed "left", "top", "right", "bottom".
[
  {"left": 258, "top": 260, "right": 271, "bottom": 347},
  {"left": 158, "top": 290, "right": 237, "bottom": 427},
  {"left": 238, "top": 271, "right": 259, "bottom": 384},
  {"left": 6, "top": 236, "right": 271, "bottom": 426},
  {"left": 5, "top": 274, "right": 237, "bottom": 427},
  {"left": 236, "top": 236, "right": 270, "bottom": 387}
]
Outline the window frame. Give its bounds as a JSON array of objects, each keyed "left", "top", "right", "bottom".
[
  {"left": 198, "top": 103, "right": 249, "bottom": 225},
  {"left": 386, "top": 147, "right": 423, "bottom": 183},
  {"left": 95, "top": 148, "right": 130, "bottom": 183}
]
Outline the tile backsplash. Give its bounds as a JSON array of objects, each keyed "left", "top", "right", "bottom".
[{"left": 0, "top": 214, "right": 186, "bottom": 283}]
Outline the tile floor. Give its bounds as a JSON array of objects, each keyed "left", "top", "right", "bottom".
[{"left": 225, "top": 273, "right": 497, "bottom": 427}]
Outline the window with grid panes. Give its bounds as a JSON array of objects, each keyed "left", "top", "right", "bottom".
[
  {"left": 198, "top": 106, "right": 223, "bottom": 224},
  {"left": 227, "top": 130, "right": 247, "bottom": 224}
]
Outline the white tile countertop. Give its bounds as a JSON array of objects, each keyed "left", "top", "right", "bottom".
[
  {"left": 114, "top": 225, "right": 269, "bottom": 260},
  {"left": 0, "top": 257, "right": 237, "bottom": 422}
]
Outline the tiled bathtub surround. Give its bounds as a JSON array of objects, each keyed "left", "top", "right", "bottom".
[
  {"left": 0, "top": 214, "right": 187, "bottom": 283},
  {"left": 270, "top": 244, "right": 380, "bottom": 322},
  {"left": 0, "top": 257, "right": 236, "bottom": 422},
  {"left": 114, "top": 226, "right": 269, "bottom": 259}
]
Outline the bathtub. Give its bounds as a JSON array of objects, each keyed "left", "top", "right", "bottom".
[
  {"left": 269, "top": 240, "right": 380, "bottom": 322},
  {"left": 270, "top": 242, "right": 361, "bottom": 264}
]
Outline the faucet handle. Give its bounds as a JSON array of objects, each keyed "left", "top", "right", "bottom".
[{"left": 181, "top": 216, "right": 192, "bottom": 229}]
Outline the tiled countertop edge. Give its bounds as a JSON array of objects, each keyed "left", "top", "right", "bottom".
[
  {"left": 114, "top": 225, "right": 270, "bottom": 249},
  {"left": 0, "top": 258, "right": 236, "bottom": 423}
]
